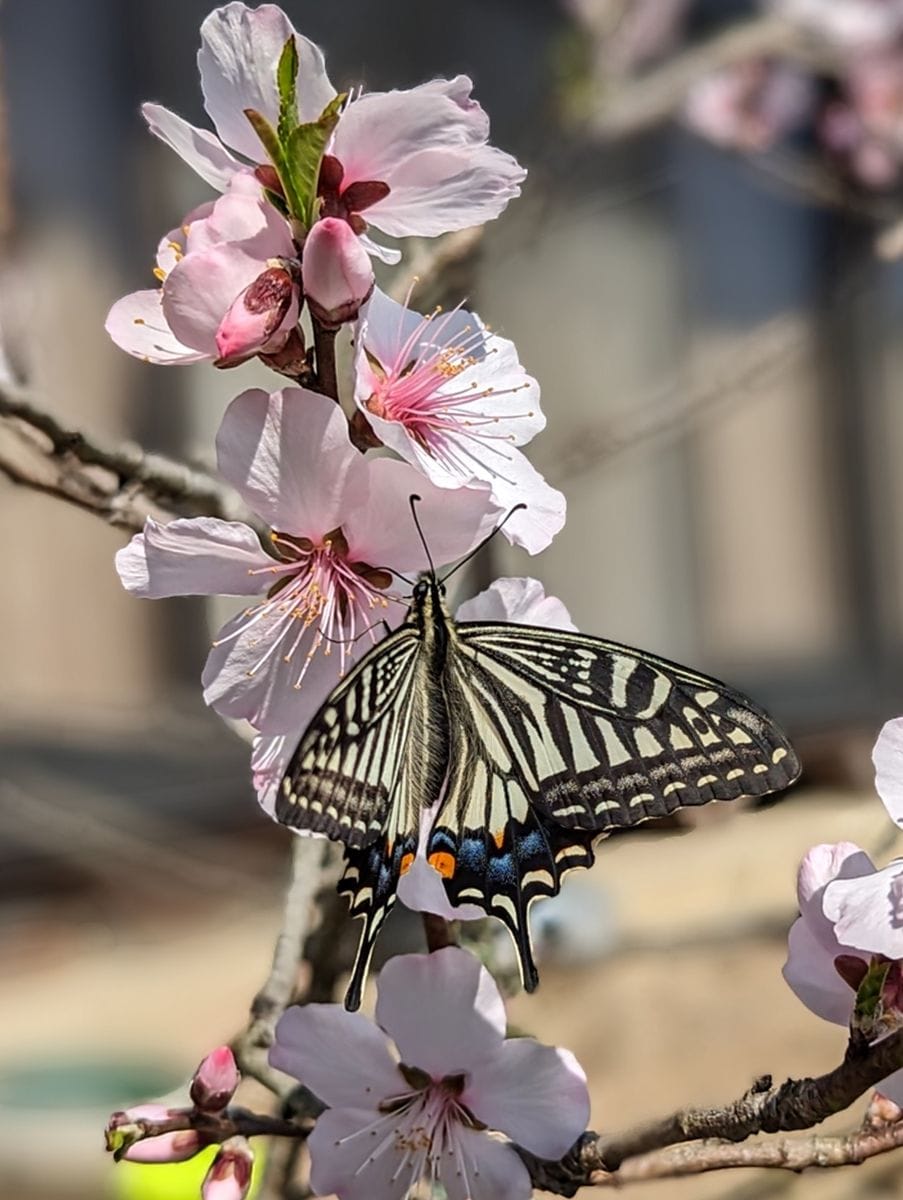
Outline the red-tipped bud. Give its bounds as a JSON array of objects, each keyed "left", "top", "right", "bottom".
[
  {"left": 106, "top": 1105, "right": 205, "bottom": 1163},
  {"left": 201, "top": 1135, "right": 254, "bottom": 1200},
  {"left": 302, "top": 217, "right": 374, "bottom": 328},
  {"left": 867, "top": 1091, "right": 903, "bottom": 1126},
  {"left": 190, "top": 1046, "right": 240, "bottom": 1113},
  {"left": 215, "top": 262, "right": 300, "bottom": 366}
]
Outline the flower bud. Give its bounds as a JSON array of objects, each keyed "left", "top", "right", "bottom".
[
  {"left": 215, "top": 262, "right": 300, "bottom": 366},
  {"left": 190, "top": 1045, "right": 240, "bottom": 1113},
  {"left": 302, "top": 217, "right": 374, "bottom": 328},
  {"left": 867, "top": 1091, "right": 903, "bottom": 1126},
  {"left": 201, "top": 1135, "right": 254, "bottom": 1200},
  {"left": 106, "top": 1104, "right": 205, "bottom": 1163}
]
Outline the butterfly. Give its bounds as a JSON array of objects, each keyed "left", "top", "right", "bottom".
[{"left": 276, "top": 573, "right": 800, "bottom": 1009}]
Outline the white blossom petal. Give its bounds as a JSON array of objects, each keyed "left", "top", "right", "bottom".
[
  {"left": 142, "top": 102, "right": 242, "bottom": 191},
  {"left": 215, "top": 387, "right": 362, "bottom": 534},
  {"left": 375, "top": 948, "right": 506, "bottom": 1077},
  {"left": 441, "top": 1128, "right": 532, "bottom": 1200},
  {"left": 198, "top": 3, "right": 335, "bottom": 160},
  {"left": 308, "top": 1107, "right": 410, "bottom": 1200},
  {"left": 271, "top": 1004, "right": 402, "bottom": 1108},
  {"left": 823, "top": 861, "right": 903, "bottom": 960},
  {"left": 874, "top": 718, "right": 903, "bottom": 828},
  {"left": 465, "top": 1041, "right": 589, "bottom": 1160},
  {"left": 456, "top": 577, "right": 576, "bottom": 631},
  {"left": 105, "top": 290, "right": 206, "bottom": 365},
  {"left": 162, "top": 244, "right": 277, "bottom": 355},
  {"left": 782, "top": 915, "right": 857, "bottom": 1026},
  {"left": 115, "top": 518, "right": 272, "bottom": 598}
]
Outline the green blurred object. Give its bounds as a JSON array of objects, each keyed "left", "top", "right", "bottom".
[
  {"left": 110, "top": 1142, "right": 266, "bottom": 1200},
  {"left": 0, "top": 1059, "right": 180, "bottom": 1108},
  {"left": 110, "top": 1143, "right": 266, "bottom": 1200}
]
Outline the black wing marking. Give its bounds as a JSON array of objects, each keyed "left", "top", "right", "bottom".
[
  {"left": 276, "top": 626, "right": 422, "bottom": 847},
  {"left": 452, "top": 623, "right": 800, "bottom": 830}
]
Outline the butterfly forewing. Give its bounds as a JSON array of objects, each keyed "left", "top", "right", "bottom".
[
  {"left": 276, "top": 626, "right": 422, "bottom": 846},
  {"left": 451, "top": 623, "right": 800, "bottom": 830}
]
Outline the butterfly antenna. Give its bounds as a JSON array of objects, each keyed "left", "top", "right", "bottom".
[
  {"left": 440, "top": 503, "right": 526, "bottom": 585},
  {"left": 408, "top": 494, "right": 437, "bottom": 580}
]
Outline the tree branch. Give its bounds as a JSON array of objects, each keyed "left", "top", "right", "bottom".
[
  {"left": 0, "top": 382, "right": 242, "bottom": 531},
  {"left": 520, "top": 1029, "right": 903, "bottom": 1193}
]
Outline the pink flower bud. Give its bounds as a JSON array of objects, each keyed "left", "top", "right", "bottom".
[
  {"left": 107, "top": 1104, "right": 205, "bottom": 1163},
  {"left": 302, "top": 217, "right": 374, "bottom": 328},
  {"left": 190, "top": 1045, "right": 240, "bottom": 1113},
  {"left": 868, "top": 1091, "right": 903, "bottom": 1126},
  {"left": 215, "top": 263, "right": 300, "bottom": 366},
  {"left": 202, "top": 1136, "right": 254, "bottom": 1200}
]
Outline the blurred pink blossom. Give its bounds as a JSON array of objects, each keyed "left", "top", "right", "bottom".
[
  {"left": 684, "top": 60, "right": 814, "bottom": 151},
  {"left": 772, "top": 0, "right": 903, "bottom": 51},
  {"left": 270, "top": 947, "right": 590, "bottom": 1200}
]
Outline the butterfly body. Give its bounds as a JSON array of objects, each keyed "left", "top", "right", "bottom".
[{"left": 278, "top": 576, "right": 800, "bottom": 1009}]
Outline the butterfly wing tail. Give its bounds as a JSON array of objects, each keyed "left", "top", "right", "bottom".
[
  {"left": 428, "top": 815, "right": 597, "bottom": 994},
  {"left": 337, "top": 834, "right": 417, "bottom": 1010}
]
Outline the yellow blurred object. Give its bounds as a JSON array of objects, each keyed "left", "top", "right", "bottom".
[{"left": 109, "top": 1142, "right": 266, "bottom": 1200}]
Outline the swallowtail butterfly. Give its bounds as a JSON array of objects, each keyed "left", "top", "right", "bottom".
[{"left": 277, "top": 574, "right": 800, "bottom": 1009}]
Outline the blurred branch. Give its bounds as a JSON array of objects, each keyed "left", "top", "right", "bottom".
[
  {"left": 581, "top": 15, "right": 834, "bottom": 139},
  {"left": 232, "top": 837, "right": 333, "bottom": 1098},
  {"left": 550, "top": 315, "right": 802, "bottom": 481},
  {"left": 0, "top": 382, "right": 241, "bottom": 531},
  {"left": 521, "top": 1029, "right": 903, "bottom": 1193}
]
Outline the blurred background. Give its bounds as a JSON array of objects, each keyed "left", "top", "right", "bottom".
[{"left": 2, "top": 0, "right": 903, "bottom": 1196}]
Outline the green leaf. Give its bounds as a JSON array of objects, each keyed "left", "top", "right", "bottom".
[
  {"left": 244, "top": 108, "right": 306, "bottom": 221},
  {"left": 284, "top": 92, "right": 346, "bottom": 228},
  {"left": 277, "top": 35, "right": 299, "bottom": 144},
  {"left": 854, "top": 958, "right": 892, "bottom": 1036}
]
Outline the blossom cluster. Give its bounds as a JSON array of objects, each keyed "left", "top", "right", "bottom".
[{"left": 570, "top": 0, "right": 903, "bottom": 189}]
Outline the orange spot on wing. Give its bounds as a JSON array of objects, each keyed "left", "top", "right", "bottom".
[
  {"left": 428, "top": 851, "right": 456, "bottom": 879},
  {"left": 493, "top": 829, "right": 506, "bottom": 850},
  {"left": 399, "top": 852, "right": 415, "bottom": 876}
]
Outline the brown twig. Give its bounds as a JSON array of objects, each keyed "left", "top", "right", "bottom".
[
  {"left": 232, "top": 838, "right": 331, "bottom": 1098},
  {"left": 0, "top": 382, "right": 243, "bottom": 532},
  {"left": 519, "top": 1029, "right": 903, "bottom": 1193}
]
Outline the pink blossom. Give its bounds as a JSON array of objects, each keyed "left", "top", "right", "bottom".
[
  {"left": 116, "top": 387, "right": 499, "bottom": 734},
  {"left": 396, "top": 578, "right": 576, "bottom": 919},
  {"left": 202, "top": 1136, "right": 254, "bottom": 1200},
  {"left": 354, "top": 289, "right": 563, "bottom": 553},
  {"left": 106, "top": 1105, "right": 205, "bottom": 1164},
  {"left": 302, "top": 217, "right": 374, "bottom": 327},
  {"left": 190, "top": 1046, "right": 240, "bottom": 1112},
  {"left": 684, "top": 61, "right": 814, "bottom": 151},
  {"left": 107, "top": 175, "right": 299, "bottom": 365},
  {"left": 771, "top": 0, "right": 903, "bottom": 50},
  {"left": 143, "top": 4, "right": 524, "bottom": 257},
  {"left": 270, "top": 947, "right": 590, "bottom": 1200},
  {"left": 783, "top": 719, "right": 903, "bottom": 1103}
]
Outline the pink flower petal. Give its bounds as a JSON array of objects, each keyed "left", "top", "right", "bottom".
[
  {"left": 333, "top": 82, "right": 525, "bottom": 238},
  {"left": 215, "top": 387, "right": 362, "bottom": 534},
  {"left": 115, "top": 518, "right": 273, "bottom": 598},
  {"left": 465, "top": 1040, "right": 589, "bottom": 1160},
  {"left": 343, "top": 457, "right": 499, "bottom": 574},
  {"left": 375, "top": 947, "right": 506, "bottom": 1077},
  {"left": 105, "top": 290, "right": 206, "bottom": 364},
  {"left": 187, "top": 184, "right": 293, "bottom": 255},
  {"left": 162, "top": 244, "right": 277, "bottom": 355},
  {"left": 456, "top": 577, "right": 577, "bottom": 631},
  {"left": 142, "top": 103, "right": 242, "bottom": 192},
  {"left": 396, "top": 810, "right": 484, "bottom": 921},
  {"left": 271, "top": 1003, "right": 402, "bottom": 1108},
  {"left": 201, "top": 604, "right": 348, "bottom": 734},
  {"left": 198, "top": 3, "right": 335, "bottom": 161},
  {"left": 823, "top": 861, "right": 903, "bottom": 960},
  {"left": 782, "top": 915, "right": 858, "bottom": 1026},
  {"left": 797, "top": 841, "right": 874, "bottom": 912},
  {"left": 307, "top": 1107, "right": 409, "bottom": 1200},
  {"left": 440, "top": 1129, "right": 532, "bottom": 1200},
  {"left": 874, "top": 717, "right": 903, "bottom": 827}
]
